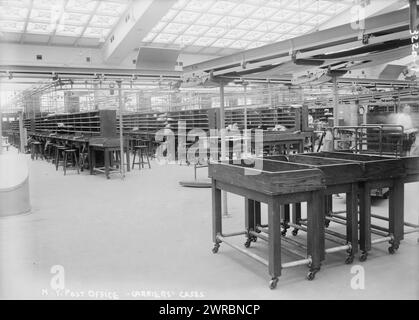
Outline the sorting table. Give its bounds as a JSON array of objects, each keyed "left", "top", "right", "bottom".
[
  {"left": 301, "top": 152, "right": 419, "bottom": 260},
  {"left": 88, "top": 137, "right": 130, "bottom": 179},
  {"left": 208, "top": 152, "right": 419, "bottom": 288},
  {"left": 209, "top": 158, "right": 327, "bottom": 289}
]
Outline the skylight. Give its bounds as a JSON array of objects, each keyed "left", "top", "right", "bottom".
[
  {"left": 141, "top": 0, "right": 353, "bottom": 54},
  {"left": 0, "top": 0, "right": 129, "bottom": 42}
]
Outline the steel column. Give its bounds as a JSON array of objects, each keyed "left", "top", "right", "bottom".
[
  {"left": 219, "top": 82, "right": 229, "bottom": 217},
  {"left": 117, "top": 80, "right": 125, "bottom": 179}
]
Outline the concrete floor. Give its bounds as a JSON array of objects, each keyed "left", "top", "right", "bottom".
[{"left": 0, "top": 147, "right": 418, "bottom": 300}]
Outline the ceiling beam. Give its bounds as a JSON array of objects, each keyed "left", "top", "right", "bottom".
[
  {"left": 317, "top": 0, "right": 403, "bottom": 30},
  {"left": 184, "top": 8, "right": 415, "bottom": 78},
  {"left": 0, "top": 64, "right": 181, "bottom": 79},
  {"left": 102, "top": 0, "right": 177, "bottom": 65}
]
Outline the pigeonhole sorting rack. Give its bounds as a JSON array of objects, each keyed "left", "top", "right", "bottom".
[{"left": 208, "top": 152, "right": 419, "bottom": 289}]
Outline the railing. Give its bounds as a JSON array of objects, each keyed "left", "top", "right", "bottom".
[{"left": 332, "top": 125, "right": 407, "bottom": 157}]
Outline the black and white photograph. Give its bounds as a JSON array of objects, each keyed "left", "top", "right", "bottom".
[{"left": 0, "top": 0, "right": 418, "bottom": 305}]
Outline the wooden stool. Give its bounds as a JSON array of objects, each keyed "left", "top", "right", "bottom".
[
  {"left": 140, "top": 139, "right": 152, "bottom": 156},
  {"left": 31, "top": 141, "right": 43, "bottom": 160},
  {"left": 55, "top": 146, "right": 67, "bottom": 171},
  {"left": 44, "top": 142, "right": 54, "bottom": 162},
  {"left": 132, "top": 145, "right": 151, "bottom": 169},
  {"left": 150, "top": 141, "right": 159, "bottom": 159},
  {"left": 50, "top": 144, "right": 58, "bottom": 164},
  {"left": 63, "top": 149, "right": 80, "bottom": 175},
  {"left": 78, "top": 145, "right": 89, "bottom": 172}
]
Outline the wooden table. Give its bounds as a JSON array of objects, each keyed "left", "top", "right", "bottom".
[
  {"left": 266, "top": 154, "right": 363, "bottom": 264},
  {"left": 88, "top": 137, "right": 130, "bottom": 179},
  {"left": 209, "top": 152, "right": 419, "bottom": 288},
  {"left": 209, "top": 159, "right": 326, "bottom": 289},
  {"left": 302, "top": 152, "right": 419, "bottom": 260}
]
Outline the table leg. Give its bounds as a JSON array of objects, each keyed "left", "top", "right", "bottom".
[
  {"left": 345, "top": 183, "right": 358, "bottom": 264},
  {"left": 104, "top": 150, "right": 110, "bottom": 179},
  {"left": 292, "top": 203, "right": 301, "bottom": 236},
  {"left": 84, "top": 143, "right": 89, "bottom": 171},
  {"left": 389, "top": 178, "right": 404, "bottom": 254},
  {"left": 268, "top": 198, "right": 281, "bottom": 288},
  {"left": 212, "top": 181, "right": 222, "bottom": 253},
  {"left": 254, "top": 201, "right": 261, "bottom": 228},
  {"left": 307, "top": 190, "right": 325, "bottom": 279},
  {"left": 325, "top": 195, "right": 333, "bottom": 227},
  {"left": 126, "top": 147, "right": 131, "bottom": 172},
  {"left": 89, "top": 148, "right": 95, "bottom": 175},
  {"left": 298, "top": 141, "right": 304, "bottom": 153},
  {"left": 282, "top": 204, "right": 290, "bottom": 236},
  {"left": 359, "top": 181, "right": 371, "bottom": 261},
  {"left": 245, "top": 198, "right": 256, "bottom": 247}
]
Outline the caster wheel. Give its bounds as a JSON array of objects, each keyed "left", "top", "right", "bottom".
[
  {"left": 244, "top": 240, "right": 251, "bottom": 248},
  {"left": 359, "top": 252, "right": 368, "bottom": 262},
  {"left": 388, "top": 246, "right": 397, "bottom": 254},
  {"left": 292, "top": 229, "right": 298, "bottom": 236},
  {"left": 251, "top": 236, "right": 257, "bottom": 243},
  {"left": 269, "top": 278, "right": 278, "bottom": 289},
  {"left": 325, "top": 221, "right": 330, "bottom": 228},
  {"left": 345, "top": 255, "right": 354, "bottom": 264},
  {"left": 281, "top": 230, "right": 287, "bottom": 236},
  {"left": 212, "top": 244, "right": 220, "bottom": 254},
  {"left": 306, "top": 271, "right": 316, "bottom": 281}
]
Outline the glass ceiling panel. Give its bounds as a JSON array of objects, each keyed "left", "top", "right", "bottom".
[
  {"left": 61, "top": 12, "right": 90, "bottom": 26},
  {"left": 32, "top": 0, "right": 63, "bottom": 10},
  {"left": 84, "top": 27, "right": 110, "bottom": 38},
  {"left": 193, "top": 36, "right": 217, "bottom": 47},
  {"left": 66, "top": 0, "right": 98, "bottom": 13},
  {"left": 0, "top": 5, "right": 28, "bottom": 20},
  {"left": 0, "top": 20, "right": 24, "bottom": 32},
  {"left": 0, "top": 0, "right": 129, "bottom": 43},
  {"left": 30, "top": 9, "right": 53, "bottom": 23},
  {"left": 55, "top": 24, "right": 83, "bottom": 37},
  {"left": 174, "top": 34, "right": 197, "bottom": 46},
  {"left": 141, "top": 0, "right": 354, "bottom": 55},
  {"left": 27, "top": 22, "right": 53, "bottom": 34},
  {"left": 196, "top": 13, "right": 222, "bottom": 26}
]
